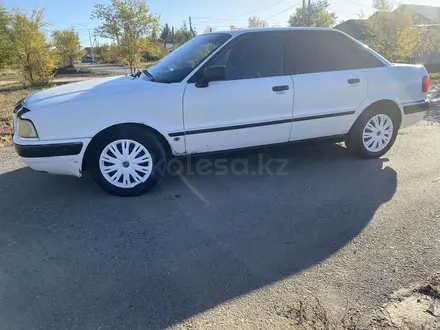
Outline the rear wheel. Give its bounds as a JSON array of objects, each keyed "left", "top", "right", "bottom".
[
  {"left": 87, "top": 125, "right": 166, "bottom": 197},
  {"left": 346, "top": 109, "right": 399, "bottom": 159}
]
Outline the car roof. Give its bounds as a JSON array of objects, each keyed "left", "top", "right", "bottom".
[{"left": 214, "top": 27, "right": 336, "bottom": 36}]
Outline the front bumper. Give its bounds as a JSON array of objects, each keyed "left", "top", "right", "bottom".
[
  {"left": 15, "top": 142, "right": 83, "bottom": 158},
  {"left": 13, "top": 135, "right": 91, "bottom": 178}
]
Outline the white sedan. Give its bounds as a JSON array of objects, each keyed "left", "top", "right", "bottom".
[{"left": 13, "top": 27, "right": 431, "bottom": 196}]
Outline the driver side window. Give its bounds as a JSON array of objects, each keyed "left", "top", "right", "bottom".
[{"left": 210, "top": 34, "right": 285, "bottom": 81}]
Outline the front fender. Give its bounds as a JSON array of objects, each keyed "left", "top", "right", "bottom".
[
  {"left": 87, "top": 115, "right": 185, "bottom": 155},
  {"left": 25, "top": 83, "right": 187, "bottom": 155}
]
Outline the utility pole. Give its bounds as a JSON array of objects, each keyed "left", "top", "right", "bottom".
[
  {"left": 307, "top": 0, "right": 311, "bottom": 26},
  {"left": 76, "top": 24, "right": 95, "bottom": 62},
  {"left": 88, "top": 30, "right": 95, "bottom": 62},
  {"left": 189, "top": 16, "right": 195, "bottom": 38},
  {"left": 301, "top": 0, "right": 306, "bottom": 26}
]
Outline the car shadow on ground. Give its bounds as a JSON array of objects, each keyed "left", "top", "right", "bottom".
[{"left": 0, "top": 142, "right": 397, "bottom": 329}]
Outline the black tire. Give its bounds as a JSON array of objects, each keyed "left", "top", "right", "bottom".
[
  {"left": 87, "top": 125, "right": 167, "bottom": 197},
  {"left": 345, "top": 107, "right": 399, "bottom": 159}
]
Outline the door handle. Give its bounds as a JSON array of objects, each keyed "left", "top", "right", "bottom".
[
  {"left": 348, "top": 78, "right": 360, "bottom": 84},
  {"left": 272, "top": 85, "right": 289, "bottom": 92}
]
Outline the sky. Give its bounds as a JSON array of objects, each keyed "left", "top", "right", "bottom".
[{"left": 2, "top": 0, "right": 439, "bottom": 46}]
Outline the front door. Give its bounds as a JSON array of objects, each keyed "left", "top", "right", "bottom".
[{"left": 182, "top": 32, "right": 294, "bottom": 154}]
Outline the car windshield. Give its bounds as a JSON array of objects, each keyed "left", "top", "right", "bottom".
[{"left": 145, "top": 33, "right": 231, "bottom": 83}]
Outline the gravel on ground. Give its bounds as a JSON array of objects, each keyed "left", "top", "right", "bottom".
[{"left": 425, "top": 82, "right": 440, "bottom": 123}]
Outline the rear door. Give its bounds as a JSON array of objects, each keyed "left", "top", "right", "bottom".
[{"left": 285, "top": 30, "right": 385, "bottom": 141}]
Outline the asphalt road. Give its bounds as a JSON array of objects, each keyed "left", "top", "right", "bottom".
[
  {"left": 77, "top": 63, "right": 131, "bottom": 75},
  {"left": 0, "top": 122, "right": 439, "bottom": 329}
]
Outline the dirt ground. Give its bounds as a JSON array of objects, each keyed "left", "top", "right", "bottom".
[{"left": 269, "top": 274, "right": 440, "bottom": 329}]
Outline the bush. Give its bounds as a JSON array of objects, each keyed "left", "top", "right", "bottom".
[
  {"left": 93, "top": 44, "right": 120, "bottom": 64},
  {"left": 52, "top": 29, "right": 82, "bottom": 68},
  {"left": 8, "top": 9, "right": 54, "bottom": 86}
]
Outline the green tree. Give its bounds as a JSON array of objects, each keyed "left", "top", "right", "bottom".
[
  {"left": 248, "top": 16, "right": 268, "bottom": 28},
  {"left": 93, "top": 43, "right": 120, "bottom": 64},
  {"left": 372, "top": 0, "right": 394, "bottom": 11},
  {"left": 174, "top": 21, "right": 193, "bottom": 46},
  {"left": 142, "top": 39, "right": 166, "bottom": 61},
  {"left": 365, "top": 7, "right": 425, "bottom": 62},
  {"left": 91, "top": 0, "right": 159, "bottom": 73},
  {"left": 52, "top": 28, "right": 82, "bottom": 67},
  {"left": 160, "top": 23, "right": 170, "bottom": 42},
  {"left": 171, "top": 26, "right": 175, "bottom": 43},
  {"left": 189, "top": 17, "right": 196, "bottom": 38},
  {"left": 412, "top": 26, "right": 440, "bottom": 65},
  {"left": 288, "top": 0, "right": 336, "bottom": 27},
  {"left": 7, "top": 8, "right": 54, "bottom": 86},
  {"left": 0, "top": 5, "right": 13, "bottom": 69},
  {"left": 151, "top": 23, "right": 159, "bottom": 39}
]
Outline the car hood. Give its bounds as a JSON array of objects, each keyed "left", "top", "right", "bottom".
[{"left": 25, "top": 75, "right": 159, "bottom": 110}]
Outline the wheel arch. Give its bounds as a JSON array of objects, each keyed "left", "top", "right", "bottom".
[
  {"left": 345, "top": 99, "right": 402, "bottom": 158},
  {"left": 82, "top": 122, "right": 173, "bottom": 172},
  {"left": 351, "top": 99, "right": 402, "bottom": 132}
]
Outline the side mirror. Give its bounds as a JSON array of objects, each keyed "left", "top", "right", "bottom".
[{"left": 196, "top": 66, "right": 226, "bottom": 88}]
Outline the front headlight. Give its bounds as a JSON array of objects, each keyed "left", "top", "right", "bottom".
[{"left": 17, "top": 118, "right": 39, "bottom": 138}]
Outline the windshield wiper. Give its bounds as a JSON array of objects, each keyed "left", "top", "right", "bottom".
[
  {"left": 131, "top": 70, "right": 142, "bottom": 79},
  {"left": 142, "top": 69, "right": 154, "bottom": 81}
]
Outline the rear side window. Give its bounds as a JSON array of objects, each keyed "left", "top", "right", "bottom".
[{"left": 287, "top": 30, "right": 385, "bottom": 74}]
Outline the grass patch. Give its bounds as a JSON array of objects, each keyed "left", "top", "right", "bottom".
[
  {"left": 0, "top": 88, "right": 36, "bottom": 145},
  {"left": 430, "top": 73, "right": 440, "bottom": 81},
  {"left": 0, "top": 68, "right": 19, "bottom": 81},
  {"left": 0, "top": 84, "right": 37, "bottom": 93},
  {"left": 0, "top": 135, "right": 12, "bottom": 147}
]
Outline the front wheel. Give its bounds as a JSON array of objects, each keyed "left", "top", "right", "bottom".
[
  {"left": 346, "top": 109, "right": 399, "bottom": 159},
  {"left": 87, "top": 125, "right": 166, "bottom": 197}
]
